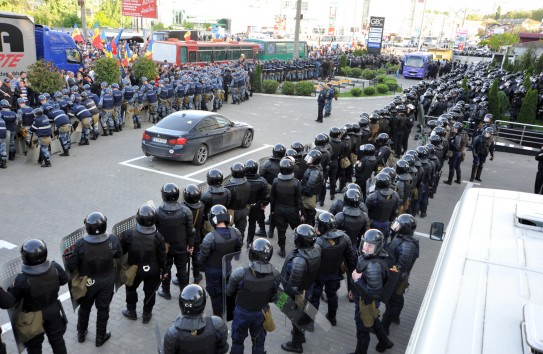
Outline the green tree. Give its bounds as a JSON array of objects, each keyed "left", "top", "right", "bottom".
[
  {"left": 535, "top": 53, "right": 543, "bottom": 75},
  {"left": 497, "top": 91, "right": 510, "bottom": 120},
  {"left": 518, "top": 48, "right": 536, "bottom": 72},
  {"left": 92, "top": 0, "right": 132, "bottom": 28},
  {"left": 517, "top": 89, "right": 538, "bottom": 124},
  {"left": 488, "top": 78, "right": 500, "bottom": 119},
  {"left": 462, "top": 77, "right": 470, "bottom": 97},
  {"left": 182, "top": 21, "right": 195, "bottom": 29},
  {"left": 131, "top": 57, "right": 158, "bottom": 83},
  {"left": 480, "top": 33, "right": 519, "bottom": 51},
  {"left": 93, "top": 57, "right": 120, "bottom": 85},
  {"left": 33, "top": 0, "right": 79, "bottom": 27},
  {"left": 523, "top": 76, "right": 532, "bottom": 91},
  {"left": 495, "top": 6, "right": 501, "bottom": 20},
  {"left": 253, "top": 65, "right": 263, "bottom": 93},
  {"left": 340, "top": 54, "right": 346, "bottom": 68},
  {"left": 532, "top": 8, "right": 543, "bottom": 21},
  {"left": 27, "top": 60, "right": 66, "bottom": 94}
]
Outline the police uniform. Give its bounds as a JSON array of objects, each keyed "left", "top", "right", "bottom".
[
  {"left": 112, "top": 88, "right": 123, "bottom": 129},
  {"left": 81, "top": 97, "right": 101, "bottom": 139},
  {"left": 366, "top": 187, "right": 400, "bottom": 242},
  {"left": 0, "top": 116, "right": 6, "bottom": 168},
  {"left": 0, "top": 287, "right": 15, "bottom": 354},
  {"left": 29, "top": 111, "right": 52, "bottom": 167},
  {"left": 183, "top": 198, "right": 205, "bottom": 283},
  {"left": 200, "top": 185, "right": 231, "bottom": 233},
  {"left": 98, "top": 92, "right": 115, "bottom": 135},
  {"left": 225, "top": 174, "right": 251, "bottom": 242},
  {"left": 122, "top": 85, "right": 135, "bottom": 127},
  {"left": 246, "top": 172, "right": 269, "bottom": 245},
  {"left": 70, "top": 104, "right": 93, "bottom": 145},
  {"left": 0, "top": 108, "right": 17, "bottom": 160},
  {"left": 47, "top": 107, "right": 71, "bottom": 155}
]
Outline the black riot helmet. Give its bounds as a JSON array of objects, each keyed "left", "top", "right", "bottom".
[
  {"left": 316, "top": 212, "right": 337, "bottom": 234},
  {"left": 391, "top": 213, "right": 417, "bottom": 235},
  {"left": 358, "top": 117, "right": 369, "bottom": 128},
  {"left": 136, "top": 204, "right": 156, "bottom": 227},
  {"left": 395, "top": 159, "right": 409, "bottom": 174},
  {"left": 415, "top": 146, "right": 428, "bottom": 159},
  {"left": 209, "top": 204, "right": 231, "bottom": 227},
  {"left": 85, "top": 212, "right": 107, "bottom": 235},
  {"left": 206, "top": 169, "right": 224, "bottom": 186},
  {"left": 294, "top": 224, "right": 317, "bottom": 249},
  {"left": 346, "top": 183, "right": 361, "bottom": 193},
  {"left": 329, "top": 127, "right": 341, "bottom": 139},
  {"left": 285, "top": 149, "right": 297, "bottom": 158},
  {"left": 402, "top": 153, "right": 415, "bottom": 168},
  {"left": 291, "top": 142, "right": 304, "bottom": 155},
  {"left": 375, "top": 172, "right": 391, "bottom": 190},
  {"left": 361, "top": 143, "right": 376, "bottom": 156},
  {"left": 272, "top": 143, "right": 286, "bottom": 158},
  {"left": 425, "top": 143, "right": 435, "bottom": 155},
  {"left": 20, "top": 239, "right": 48, "bottom": 266},
  {"left": 279, "top": 157, "right": 294, "bottom": 175},
  {"left": 376, "top": 133, "right": 390, "bottom": 146},
  {"left": 305, "top": 149, "right": 322, "bottom": 165},
  {"left": 359, "top": 229, "right": 385, "bottom": 256},
  {"left": 352, "top": 123, "right": 361, "bottom": 133},
  {"left": 433, "top": 126, "right": 446, "bottom": 137},
  {"left": 453, "top": 122, "right": 463, "bottom": 133},
  {"left": 381, "top": 167, "right": 397, "bottom": 183},
  {"left": 430, "top": 134, "right": 442, "bottom": 146},
  {"left": 344, "top": 189, "right": 361, "bottom": 207},
  {"left": 244, "top": 159, "right": 259, "bottom": 176},
  {"left": 161, "top": 183, "right": 180, "bottom": 202},
  {"left": 179, "top": 284, "right": 207, "bottom": 316},
  {"left": 427, "top": 119, "right": 438, "bottom": 131},
  {"left": 183, "top": 184, "right": 201, "bottom": 204},
  {"left": 314, "top": 133, "right": 328, "bottom": 147},
  {"left": 248, "top": 238, "right": 273, "bottom": 263},
  {"left": 230, "top": 162, "right": 245, "bottom": 178}
]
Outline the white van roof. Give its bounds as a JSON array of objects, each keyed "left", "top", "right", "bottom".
[{"left": 407, "top": 188, "right": 543, "bottom": 354}]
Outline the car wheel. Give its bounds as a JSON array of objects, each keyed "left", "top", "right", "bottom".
[
  {"left": 192, "top": 144, "right": 208, "bottom": 165},
  {"left": 241, "top": 130, "right": 253, "bottom": 148}
]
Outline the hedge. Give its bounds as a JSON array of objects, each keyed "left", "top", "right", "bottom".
[
  {"left": 262, "top": 80, "right": 279, "bottom": 94},
  {"left": 350, "top": 87, "right": 363, "bottom": 97},
  {"left": 363, "top": 86, "right": 376, "bottom": 96},
  {"left": 377, "top": 75, "right": 388, "bottom": 83},
  {"left": 351, "top": 68, "right": 363, "bottom": 78},
  {"left": 341, "top": 66, "right": 353, "bottom": 76},
  {"left": 383, "top": 78, "right": 398, "bottom": 92},
  {"left": 375, "top": 84, "right": 389, "bottom": 94},
  {"left": 281, "top": 81, "right": 296, "bottom": 95},
  {"left": 294, "top": 81, "right": 314, "bottom": 96},
  {"left": 361, "top": 69, "right": 377, "bottom": 80}
]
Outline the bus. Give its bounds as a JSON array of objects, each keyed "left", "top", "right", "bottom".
[
  {"left": 402, "top": 51, "right": 433, "bottom": 79},
  {"left": 152, "top": 40, "right": 260, "bottom": 66},
  {"left": 243, "top": 38, "right": 306, "bottom": 60},
  {"left": 151, "top": 30, "right": 200, "bottom": 42},
  {"left": 408, "top": 188, "right": 543, "bottom": 354}
]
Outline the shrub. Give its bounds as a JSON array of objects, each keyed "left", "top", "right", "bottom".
[
  {"left": 488, "top": 78, "right": 500, "bottom": 118},
  {"left": 262, "top": 80, "right": 278, "bottom": 94},
  {"left": 351, "top": 68, "right": 363, "bottom": 78},
  {"left": 383, "top": 78, "right": 398, "bottom": 92},
  {"left": 131, "top": 57, "right": 157, "bottom": 83},
  {"left": 27, "top": 60, "right": 65, "bottom": 94},
  {"left": 295, "top": 81, "right": 315, "bottom": 96},
  {"left": 361, "top": 69, "right": 377, "bottom": 80},
  {"left": 341, "top": 66, "right": 353, "bottom": 76},
  {"left": 497, "top": 91, "right": 510, "bottom": 120},
  {"left": 363, "top": 86, "right": 376, "bottom": 96},
  {"left": 281, "top": 81, "right": 296, "bottom": 95},
  {"left": 376, "top": 68, "right": 387, "bottom": 76},
  {"left": 377, "top": 75, "right": 388, "bottom": 83},
  {"left": 353, "top": 48, "right": 367, "bottom": 56},
  {"left": 340, "top": 54, "right": 347, "bottom": 68},
  {"left": 518, "top": 89, "right": 537, "bottom": 124},
  {"left": 350, "top": 87, "right": 363, "bottom": 97},
  {"left": 93, "top": 57, "right": 120, "bottom": 85},
  {"left": 253, "top": 65, "right": 263, "bottom": 92},
  {"left": 375, "top": 84, "right": 389, "bottom": 94}
]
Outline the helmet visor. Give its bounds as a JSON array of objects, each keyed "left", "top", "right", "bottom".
[{"left": 362, "top": 242, "right": 376, "bottom": 256}]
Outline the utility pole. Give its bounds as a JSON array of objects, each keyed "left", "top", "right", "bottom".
[
  {"left": 79, "top": 0, "right": 88, "bottom": 41},
  {"left": 293, "top": 0, "right": 302, "bottom": 59},
  {"left": 416, "top": 0, "right": 428, "bottom": 51}
]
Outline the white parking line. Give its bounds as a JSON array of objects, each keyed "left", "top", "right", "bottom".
[
  {"left": 0, "top": 240, "right": 17, "bottom": 250},
  {"left": 118, "top": 160, "right": 204, "bottom": 183}
]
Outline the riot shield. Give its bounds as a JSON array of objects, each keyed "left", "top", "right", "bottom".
[
  {"left": 111, "top": 216, "right": 136, "bottom": 292},
  {"left": 154, "top": 320, "right": 164, "bottom": 354},
  {"left": 24, "top": 137, "right": 39, "bottom": 164},
  {"left": 275, "top": 276, "right": 333, "bottom": 334},
  {"left": 59, "top": 226, "right": 86, "bottom": 311},
  {"left": 49, "top": 137, "right": 62, "bottom": 155},
  {"left": 221, "top": 251, "right": 243, "bottom": 322},
  {"left": 0, "top": 257, "right": 25, "bottom": 353}
]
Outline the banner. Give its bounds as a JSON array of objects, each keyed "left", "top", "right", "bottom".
[
  {"left": 367, "top": 16, "right": 385, "bottom": 55},
  {"left": 122, "top": 0, "right": 157, "bottom": 18}
]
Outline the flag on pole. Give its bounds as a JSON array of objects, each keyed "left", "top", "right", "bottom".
[
  {"left": 92, "top": 21, "right": 104, "bottom": 50},
  {"left": 100, "top": 30, "right": 107, "bottom": 43},
  {"left": 184, "top": 31, "right": 191, "bottom": 41},
  {"left": 111, "top": 29, "right": 123, "bottom": 56},
  {"left": 71, "top": 24, "right": 84, "bottom": 43},
  {"left": 145, "top": 39, "right": 154, "bottom": 59}
]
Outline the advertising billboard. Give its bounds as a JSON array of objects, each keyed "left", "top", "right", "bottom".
[{"left": 367, "top": 16, "right": 385, "bottom": 55}]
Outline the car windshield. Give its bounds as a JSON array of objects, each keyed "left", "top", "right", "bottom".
[
  {"left": 405, "top": 56, "right": 425, "bottom": 68},
  {"left": 156, "top": 116, "right": 199, "bottom": 131}
]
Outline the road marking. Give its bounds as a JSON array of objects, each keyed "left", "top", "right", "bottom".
[
  {"left": 118, "top": 160, "right": 204, "bottom": 183},
  {"left": 182, "top": 145, "right": 273, "bottom": 178},
  {"left": 0, "top": 240, "right": 17, "bottom": 250}
]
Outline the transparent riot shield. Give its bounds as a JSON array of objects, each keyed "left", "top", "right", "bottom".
[
  {"left": 221, "top": 251, "right": 243, "bottom": 322},
  {"left": 59, "top": 226, "right": 86, "bottom": 311},
  {"left": 24, "top": 137, "right": 39, "bottom": 164},
  {"left": 276, "top": 276, "right": 332, "bottom": 334},
  {"left": 154, "top": 320, "right": 164, "bottom": 354},
  {"left": 0, "top": 257, "right": 25, "bottom": 353},
  {"left": 111, "top": 216, "right": 136, "bottom": 292}
]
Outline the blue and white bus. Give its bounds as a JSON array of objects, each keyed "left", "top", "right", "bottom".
[{"left": 402, "top": 52, "right": 433, "bottom": 79}]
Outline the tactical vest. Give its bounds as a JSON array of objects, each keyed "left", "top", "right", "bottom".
[
  {"left": 156, "top": 206, "right": 189, "bottom": 245},
  {"left": 275, "top": 178, "right": 299, "bottom": 208},
  {"left": 175, "top": 316, "right": 216, "bottom": 353},
  {"left": 202, "top": 190, "right": 230, "bottom": 211},
  {"left": 1, "top": 111, "right": 16, "bottom": 131},
  {"left": 292, "top": 249, "right": 321, "bottom": 291},
  {"left": 318, "top": 235, "right": 347, "bottom": 276},
  {"left": 74, "top": 105, "right": 92, "bottom": 119},
  {"left": 166, "top": 84, "right": 174, "bottom": 98},
  {"left": 50, "top": 110, "right": 70, "bottom": 127},
  {"left": 475, "top": 137, "right": 490, "bottom": 156},
  {"left": 368, "top": 192, "right": 397, "bottom": 222},
  {"left": 82, "top": 98, "right": 99, "bottom": 115},
  {"left": 81, "top": 239, "right": 114, "bottom": 277},
  {"left": 340, "top": 211, "right": 365, "bottom": 246},
  {"left": 123, "top": 87, "right": 135, "bottom": 101},
  {"left": 235, "top": 267, "right": 276, "bottom": 311},
  {"left": 159, "top": 87, "right": 168, "bottom": 100},
  {"left": 0, "top": 118, "right": 7, "bottom": 139},
  {"left": 102, "top": 95, "right": 114, "bottom": 109},
  {"left": 329, "top": 141, "right": 343, "bottom": 161},
  {"left": 23, "top": 265, "right": 59, "bottom": 311},
  {"left": 146, "top": 90, "right": 157, "bottom": 104},
  {"left": 227, "top": 181, "right": 251, "bottom": 210},
  {"left": 112, "top": 90, "right": 123, "bottom": 106},
  {"left": 261, "top": 159, "right": 280, "bottom": 185},
  {"left": 206, "top": 229, "right": 239, "bottom": 268},
  {"left": 187, "top": 84, "right": 195, "bottom": 95},
  {"left": 128, "top": 230, "right": 158, "bottom": 266},
  {"left": 247, "top": 177, "right": 267, "bottom": 204},
  {"left": 20, "top": 107, "right": 35, "bottom": 126},
  {"left": 194, "top": 83, "right": 203, "bottom": 95}
]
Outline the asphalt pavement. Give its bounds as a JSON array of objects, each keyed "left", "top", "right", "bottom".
[{"left": 0, "top": 82, "right": 537, "bottom": 353}]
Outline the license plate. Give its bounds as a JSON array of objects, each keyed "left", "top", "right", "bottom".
[{"left": 152, "top": 137, "right": 167, "bottom": 144}]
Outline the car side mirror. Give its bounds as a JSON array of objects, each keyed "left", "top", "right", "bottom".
[{"left": 429, "top": 222, "right": 444, "bottom": 241}]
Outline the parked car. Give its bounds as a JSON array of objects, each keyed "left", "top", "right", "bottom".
[{"left": 141, "top": 110, "right": 254, "bottom": 165}]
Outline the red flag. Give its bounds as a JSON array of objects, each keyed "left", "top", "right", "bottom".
[
  {"left": 184, "top": 31, "right": 191, "bottom": 41},
  {"left": 111, "top": 29, "right": 123, "bottom": 56},
  {"left": 92, "top": 21, "right": 104, "bottom": 50},
  {"left": 71, "top": 24, "right": 84, "bottom": 43}
]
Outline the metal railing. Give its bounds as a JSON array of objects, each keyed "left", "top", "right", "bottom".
[{"left": 495, "top": 120, "right": 543, "bottom": 148}]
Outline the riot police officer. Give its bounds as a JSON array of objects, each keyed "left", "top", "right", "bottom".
[
  {"left": 29, "top": 108, "right": 52, "bottom": 167},
  {"left": 301, "top": 149, "right": 324, "bottom": 226},
  {"left": 270, "top": 157, "right": 303, "bottom": 258},
  {"left": 226, "top": 238, "right": 280, "bottom": 354},
  {"left": 444, "top": 122, "right": 469, "bottom": 185},
  {"left": 350, "top": 229, "right": 394, "bottom": 354},
  {"left": 259, "top": 144, "right": 286, "bottom": 238},
  {"left": 163, "top": 285, "right": 229, "bottom": 354},
  {"left": 119, "top": 204, "right": 166, "bottom": 324},
  {"left": 245, "top": 159, "right": 269, "bottom": 245},
  {"left": 355, "top": 144, "right": 378, "bottom": 201},
  {"left": 201, "top": 169, "right": 232, "bottom": 233},
  {"left": 183, "top": 184, "right": 205, "bottom": 284},
  {"left": 281, "top": 224, "right": 322, "bottom": 353},
  {"left": 310, "top": 213, "right": 356, "bottom": 326},
  {"left": 328, "top": 127, "right": 344, "bottom": 201},
  {"left": 67, "top": 212, "right": 122, "bottom": 347},
  {"left": 335, "top": 189, "right": 369, "bottom": 252},
  {"left": 197, "top": 205, "right": 242, "bottom": 316},
  {"left": 156, "top": 183, "right": 194, "bottom": 299},
  {"left": 415, "top": 146, "right": 432, "bottom": 218},
  {"left": 395, "top": 160, "right": 413, "bottom": 214},
  {"left": 382, "top": 214, "right": 419, "bottom": 334},
  {"left": 225, "top": 162, "right": 251, "bottom": 243},
  {"left": 365, "top": 173, "right": 400, "bottom": 243},
  {"left": 314, "top": 134, "right": 331, "bottom": 207},
  {"left": 470, "top": 127, "right": 495, "bottom": 182},
  {"left": 9, "top": 239, "right": 68, "bottom": 354}
]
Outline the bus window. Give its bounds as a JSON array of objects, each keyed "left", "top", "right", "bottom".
[
  {"left": 189, "top": 51, "right": 197, "bottom": 63},
  {"left": 198, "top": 47, "right": 213, "bottom": 62},
  {"left": 66, "top": 49, "right": 82, "bottom": 64},
  {"left": 241, "top": 47, "right": 253, "bottom": 60},
  {"left": 214, "top": 47, "right": 227, "bottom": 61},
  {"left": 180, "top": 47, "right": 187, "bottom": 63},
  {"left": 230, "top": 48, "right": 241, "bottom": 60},
  {"left": 286, "top": 42, "right": 294, "bottom": 54},
  {"left": 276, "top": 42, "right": 286, "bottom": 54},
  {"left": 300, "top": 42, "right": 306, "bottom": 55},
  {"left": 266, "top": 43, "right": 276, "bottom": 54},
  {"left": 405, "top": 56, "right": 425, "bottom": 68}
]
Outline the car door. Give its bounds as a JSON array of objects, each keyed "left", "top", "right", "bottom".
[
  {"left": 214, "top": 115, "right": 238, "bottom": 150},
  {"left": 193, "top": 117, "right": 223, "bottom": 155}
]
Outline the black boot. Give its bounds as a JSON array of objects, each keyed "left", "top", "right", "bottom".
[
  {"left": 122, "top": 308, "right": 137, "bottom": 320},
  {"left": 375, "top": 340, "right": 394, "bottom": 352},
  {"left": 475, "top": 165, "right": 483, "bottom": 182},
  {"left": 38, "top": 153, "right": 43, "bottom": 164},
  {"left": 91, "top": 132, "right": 98, "bottom": 140},
  {"left": 443, "top": 179, "right": 452, "bottom": 185},
  {"left": 60, "top": 148, "right": 69, "bottom": 156},
  {"left": 0, "top": 160, "right": 6, "bottom": 169},
  {"left": 8, "top": 151, "right": 14, "bottom": 161},
  {"left": 470, "top": 165, "right": 477, "bottom": 182},
  {"left": 454, "top": 173, "right": 461, "bottom": 184},
  {"left": 142, "top": 311, "right": 152, "bottom": 324},
  {"left": 281, "top": 342, "right": 303, "bottom": 353},
  {"left": 278, "top": 247, "right": 286, "bottom": 258},
  {"left": 114, "top": 124, "right": 119, "bottom": 132},
  {"left": 109, "top": 129, "right": 114, "bottom": 136},
  {"left": 77, "top": 330, "right": 87, "bottom": 343},
  {"left": 95, "top": 332, "right": 111, "bottom": 347},
  {"left": 41, "top": 159, "right": 52, "bottom": 167},
  {"left": 118, "top": 124, "right": 123, "bottom": 131}
]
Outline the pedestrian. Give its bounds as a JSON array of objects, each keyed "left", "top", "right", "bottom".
[
  {"left": 163, "top": 285, "right": 229, "bottom": 354},
  {"left": 9, "top": 239, "right": 68, "bottom": 354},
  {"left": 0, "top": 112, "right": 6, "bottom": 169},
  {"left": 67, "top": 212, "right": 122, "bottom": 347},
  {"left": 119, "top": 204, "right": 166, "bottom": 324},
  {"left": 226, "top": 238, "right": 280, "bottom": 354}
]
